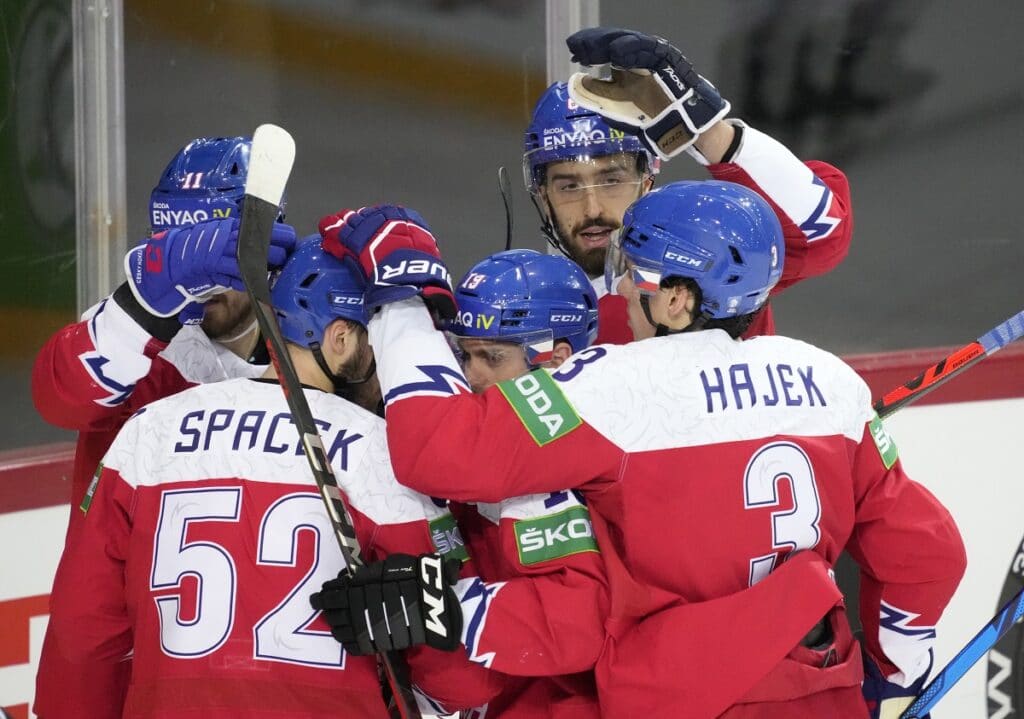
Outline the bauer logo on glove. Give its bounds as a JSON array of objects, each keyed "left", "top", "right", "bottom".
[
  {"left": 565, "top": 27, "right": 731, "bottom": 160},
  {"left": 319, "top": 204, "right": 457, "bottom": 321}
]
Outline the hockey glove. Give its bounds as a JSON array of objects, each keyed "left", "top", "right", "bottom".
[
  {"left": 310, "top": 553, "right": 463, "bottom": 656},
  {"left": 565, "top": 27, "right": 731, "bottom": 161},
  {"left": 319, "top": 205, "right": 456, "bottom": 321},
  {"left": 862, "top": 651, "right": 930, "bottom": 719},
  {"left": 125, "top": 217, "right": 296, "bottom": 318}
]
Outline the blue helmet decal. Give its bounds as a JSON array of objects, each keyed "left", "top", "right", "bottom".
[
  {"left": 615, "top": 180, "right": 785, "bottom": 319},
  {"left": 270, "top": 236, "right": 368, "bottom": 347},
  {"left": 150, "top": 136, "right": 271, "bottom": 231},
  {"left": 449, "top": 249, "right": 598, "bottom": 363},
  {"left": 522, "top": 82, "right": 656, "bottom": 194}
]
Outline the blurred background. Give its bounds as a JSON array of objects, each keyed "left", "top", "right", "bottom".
[{"left": 2, "top": 0, "right": 1022, "bottom": 448}]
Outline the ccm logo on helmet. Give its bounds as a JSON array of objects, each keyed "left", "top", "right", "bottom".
[
  {"left": 330, "top": 295, "right": 363, "bottom": 306},
  {"left": 549, "top": 313, "right": 583, "bottom": 324},
  {"left": 664, "top": 249, "right": 708, "bottom": 271}
]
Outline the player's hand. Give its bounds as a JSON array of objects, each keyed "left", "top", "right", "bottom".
[
  {"left": 862, "top": 652, "right": 929, "bottom": 719},
  {"left": 310, "top": 553, "right": 463, "bottom": 655},
  {"left": 319, "top": 205, "right": 456, "bottom": 321},
  {"left": 125, "top": 217, "right": 296, "bottom": 318},
  {"left": 565, "top": 27, "right": 730, "bottom": 160}
]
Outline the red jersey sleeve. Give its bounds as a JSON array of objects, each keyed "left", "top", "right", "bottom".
[
  {"left": 370, "top": 301, "right": 622, "bottom": 503},
  {"left": 706, "top": 123, "right": 852, "bottom": 291},
  {"left": 452, "top": 492, "right": 608, "bottom": 676},
  {"left": 845, "top": 418, "right": 967, "bottom": 684},
  {"left": 32, "top": 292, "right": 178, "bottom": 432}
]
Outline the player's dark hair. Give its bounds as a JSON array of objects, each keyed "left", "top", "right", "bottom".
[{"left": 660, "top": 276, "right": 759, "bottom": 339}]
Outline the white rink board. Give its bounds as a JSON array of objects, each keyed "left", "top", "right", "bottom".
[{"left": 884, "top": 397, "right": 1024, "bottom": 719}]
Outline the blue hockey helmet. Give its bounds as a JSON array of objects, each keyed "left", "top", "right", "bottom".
[
  {"left": 523, "top": 82, "right": 657, "bottom": 195},
  {"left": 609, "top": 180, "right": 784, "bottom": 319},
  {"left": 449, "top": 249, "right": 598, "bottom": 364},
  {"left": 270, "top": 235, "right": 368, "bottom": 347},
  {"left": 150, "top": 136, "right": 276, "bottom": 231}
]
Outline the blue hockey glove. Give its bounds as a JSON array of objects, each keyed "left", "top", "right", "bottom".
[
  {"left": 565, "top": 27, "right": 731, "bottom": 160},
  {"left": 319, "top": 205, "right": 456, "bottom": 321},
  {"left": 862, "top": 651, "right": 930, "bottom": 719},
  {"left": 309, "top": 553, "right": 463, "bottom": 655},
  {"left": 125, "top": 217, "right": 296, "bottom": 318}
]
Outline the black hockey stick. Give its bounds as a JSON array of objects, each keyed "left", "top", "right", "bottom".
[
  {"left": 874, "top": 309, "right": 1024, "bottom": 418},
  {"left": 235, "top": 124, "right": 421, "bottom": 719},
  {"left": 498, "top": 166, "right": 514, "bottom": 251}
]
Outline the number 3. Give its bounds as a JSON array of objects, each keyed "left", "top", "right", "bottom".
[{"left": 743, "top": 442, "right": 821, "bottom": 586}]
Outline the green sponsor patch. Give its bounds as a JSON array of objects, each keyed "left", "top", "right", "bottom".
[
  {"left": 80, "top": 462, "right": 103, "bottom": 514},
  {"left": 869, "top": 415, "right": 899, "bottom": 469},
  {"left": 497, "top": 369, "right": 581, "bottom": 446},
  {"left": 515, "top": 505, "right": 598, "bottom": 565},
  {"left": 430, "top": 512, "right": 469, "bottom": 563}
]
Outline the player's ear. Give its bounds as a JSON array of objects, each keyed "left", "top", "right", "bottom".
[
  {"left": 324, "top": 319, "right": 352, "bottom": 356},
  {"left": 547, "top": 340, "right": 575, "bottom": 369},
  {"left": 664, "top": 283, "right": 697, "bottom": 324}
]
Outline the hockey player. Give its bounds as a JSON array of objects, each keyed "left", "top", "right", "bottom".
[
  {"left": 307, "top": 191, "right": 965, "bottom": 719},
  {"left": 523, "top": 27, "right": 851, "bottom": 344},
  {"left": 45, "top": 237, "right": 500, "bottom": 718},
  {"left": 308, "top": 221, "right": 610, "bottom": 718},
  {"left": 31, "top": 136, "right": 296, "bottom": 719},
  {"left": 446, "top": 249, "right": 605, "bottom": 717}
]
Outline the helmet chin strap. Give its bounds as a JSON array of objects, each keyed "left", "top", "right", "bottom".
[
  {"left": 310, "top": 342, "right": 376, "bottom": 394},
  {"left": 639, "top": 295, "right": 711, "bottom": 337},
  {"left": 531, "top": 193, "right": 572, "bottom": 259}
]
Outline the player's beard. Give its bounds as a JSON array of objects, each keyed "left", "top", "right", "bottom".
[
  {"left": 559, "top": 214, "right": 622, "bottom": 278},
  {"left": 201, "top": 290, "right": 257, "bottom": 341}
]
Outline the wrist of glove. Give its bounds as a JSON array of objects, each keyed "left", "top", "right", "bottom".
[
  {"left": 126, "top": 217, "right": 296, "bottom": 318},
  {"left": 310, "top": 553, "right": 463, "bottom": 656},
  {"left": 862, "top": 652, "right": 930, "bottom": 719},
  {"left": 566, "top": 27, "right": 730, "bottom": 160},
  {"left": 319, "top": 205, "right": 456, "bottom": 321}
]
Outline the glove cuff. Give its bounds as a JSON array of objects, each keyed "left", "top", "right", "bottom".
[{"left": 113, "top": 282, "right": 184, "bottom": 343}]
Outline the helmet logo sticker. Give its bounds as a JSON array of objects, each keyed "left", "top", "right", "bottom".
[
  {"left": 460, "top": 272, "right": 487, "bottom": 290},
  {"left": 454, "top": 310, "right": 497, "bottom": 331},
  {"left": 181, "top": 171, "right": 205, "bottom": 189},
  {"left": 664, "top": 248, "right": 710, "bottom": 271}
]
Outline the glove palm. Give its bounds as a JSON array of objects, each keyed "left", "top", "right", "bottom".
[{"left": 566, "top": 27, "right": 731, "bottom": 160}]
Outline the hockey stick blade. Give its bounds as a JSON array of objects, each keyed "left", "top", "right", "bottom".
[
  {"left": 236, "top": 124, "right": 295, "bottom": 304},
  {"left": 900, "top": 586, "right": 1024, "bottom": 718},
  {"left": 874, "top": 309, "right": 1024, "bottom": 418},
  {"left": 235, "top": 125, "right": 421, "bottom": 719}
]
